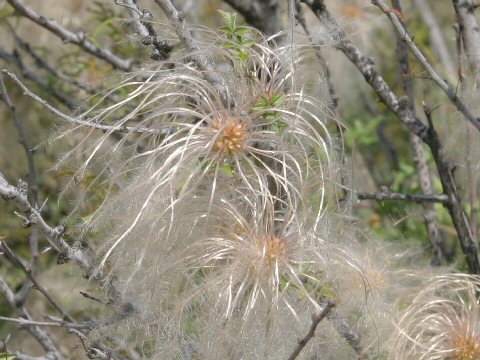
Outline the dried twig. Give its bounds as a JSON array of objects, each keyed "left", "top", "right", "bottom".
[
  {"left": 114, "top": 0, "right": 175, "bottom": 60},
  {"left": 0, "top": 240, "right": 74, "bottom": 322},
  {"left": 327, "top": 309, "right": 370, "bottom": 359},
  {"left": 372, "top": 0, "right": 480, "bottom": 132},
  {"left": 392, "top": 0, "right": 446, "bottom": 265},
  {"left": 287, "top": 299, "right": 335, "bottom": 360},
  {"left": 0, "top": 276, "right": 64, "bottom": 359},
  {"left": 0, "top": 47, "right": 79, "bottom": 109},
  {"left": 1, "top": 69, "right": 169, "bottom": 135},
  {"left": 357, "top": 190, "right": 449, "bottom": 204},
  {"left": 3, "top": 21, "right": 120, "bottom": 104},
  {"left": 413, "top": 0, "right": 456, "bottom": 77},
  {"left": 0, "top": 316, "right": 96, "bottom": 330},
  {"left": 153, "top": 0, "right": 228, "bottom": 102},
  {"left": 453, "top": 0, "right": 480, "bottom": 87},
  {"left": 302, "top": 0, "right": 480, "bottom": 274},
  {"left": 0, "top": 72, "right": 41, "bottom": 269},
  {"left": 0, "top": 171, "right": 91, "bottom": 273},
  {"left": 6, "top": 0, "right": 132, "bottom": 71}
]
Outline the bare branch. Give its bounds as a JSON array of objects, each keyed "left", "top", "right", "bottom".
[
  {"left": 0, "top": 276, "right": 64, "bottom": 359},
  {"left": 392, "top": 0, "right": 446, "bottom": 265},
  {"left": 287, "top": 300, "right": 335, "bottom": 360},
  {"left": 300, "top": 0, "right": 429, "bottom": 141},
  {"left": 0, "top": 47, "right": 79, "bottom": 109},
  {"left": 357, "top": 190, "right": 449, "bottom": 204},
  {"left": 327, "top": 309, "right": 370, "bottom": 359},
  {"left": 0, "top": 171, "right": 92, "bottom": 274},
  {"left": 0, "top": 74, "right": 38, "bottom": 204},
  {"left": 6, "top": 0, "right": 133, "bottom": 71},
  {"left": 0, "top": 71, "right": 41, "bottom": 267},
  {"left": 1, "top": 69, "right": 169, "bottom": 135},
  {"left": 153, "top": 0, "right": 228, "bottom": 102},
  {"left": 3, "top": 21, "right": 120, "bottom": 104},
  {"left": 0, "top": 316, "right": 96, "bottom": 330},
  {"left": 301, "top": 0, "right": 480, "bottom": 274},
  {"left": 423, "top": 102, "right": 480, "bottom": 272},
  {"left": 0, "top": 240, "right": 74, "bottom": 323},
  {"left": 372, "top": 0, "right": 480, "bottom": 132},
  {"left": 413, "top": 0, "right": 456, "bottom": 77},
  {"left": 114, "top": 0, "right": 175, "bottom": 60},
  {"left": 453, "top": 0, "right": 480, "bottom": 87}
]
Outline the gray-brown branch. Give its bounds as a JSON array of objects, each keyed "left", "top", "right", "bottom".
[
  {"left": 0, "top": 276, "right": 64, "bottom": 360},
  {"left": 114, "top": 0, "right": 175, "bottom": 60},
  {"left": 6, "top": 0, "right": 132, "bottom": 71},
  {"left": 372, "top": 0, "right": 480, "bottom": 132},
  {"left": 301, "top": 0, "right": 480, "bottom": 274},
  {"left": 453, "top": 0, "right": 480, "bottom": 87},
  {"left": 357, "top": 190, "right": 449, "bottom": 204},
  {"left": 392, "top": 0, "right": 446, "bottom": 265},
  {"left": 287, "top": 300, "right": 335, "bottom": 360}
]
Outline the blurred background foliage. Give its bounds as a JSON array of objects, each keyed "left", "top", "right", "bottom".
[{"left": 0, "top": 0, "right": 478, "bottom": 356}]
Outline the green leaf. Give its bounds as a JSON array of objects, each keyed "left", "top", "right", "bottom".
[
  {"left": 232, "top": 26, "right": 251, "bottom": 37},
  {"left": 218, "top": 10, "right": 236, "bottom": 30},
  {"left": 271, "top": 119, "right": 288, "bottom": 133},
  {"left": 0, "top": 353, "right": 16, "bottom": 360},
  {"left": 219, "top": 163, "right": 236, "bottom": 177}
]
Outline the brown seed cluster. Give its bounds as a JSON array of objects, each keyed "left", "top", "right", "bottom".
[
  {"left": 211, "top": 117, "right": 248, "bottom": 157},
  {"left": 264, "top": 235, "right": 287, "bottom": 264},
  {"left": 451, "top": 335, "right": 480, "bottom": 360}
]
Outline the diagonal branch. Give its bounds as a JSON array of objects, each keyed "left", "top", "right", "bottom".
[
  {"left": 6, "top": 0, "right": 133, "bottom": 71},
  {"left": 0, "top": 276, "right": 64, "bottom": 359},
  {"left": 153, "top": 0, "right": 228, "bottom": 103},
  {"left": 2, "top": 69, "right": 169, "bottom": 135},
  {"left": 114, "top": 0, "right": 175, "bottom": 60},
  {"left": 372, "top": 0, "right": 480, "bottom": 132},
  {"left": 0, "top": 171, "right": 92, "bottom": 274},
  {"left": 287, "top": 300, "right": 335, "bottom": 360},
  {"left": 413, "top": 0, "right": 456, "bottom": 77},
  {"left": 301, "top": 0, "right": 480, "bottom": 274}
]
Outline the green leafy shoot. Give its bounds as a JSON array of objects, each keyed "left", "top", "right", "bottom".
[
  {"left": 252, "top": 92, "right": 287, "bottom": 132},
  {"left": 218, "top": 10, "right": 255, "bottom": 64}
]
